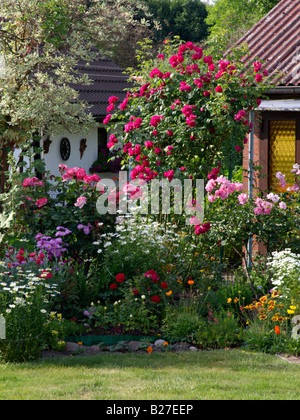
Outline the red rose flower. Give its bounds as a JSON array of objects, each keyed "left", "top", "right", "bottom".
[
  {"left": 161, "top": 282, "right": 168, "bottom": 289},
  {"left": 151, "top": 295, "right": 161, "bottom": 303},
  {"left": 110, "top": 284, "right": 118, "bottom": 290},
  {"left": 115, "top": 273, "right": 125, "bottom": 283}
]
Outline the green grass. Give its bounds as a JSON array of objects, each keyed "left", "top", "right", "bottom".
[{"left": 0, "top": 349, "right": 299, "bottom": 400}]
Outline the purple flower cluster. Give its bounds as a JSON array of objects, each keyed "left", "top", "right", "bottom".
[
  {"left": 55, "top": 226, "right": 72, "bottom": 237},
  {"left": 35, "top": 230, "right": 71, "bottom": 258},
  {"left": 77, "top": 223, "right": 92, "bottom": 235}
]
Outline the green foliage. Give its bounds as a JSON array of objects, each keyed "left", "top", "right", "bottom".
[
  {"left": 161, "top": 305, "right": 204, "bottom": 343},
  {"left": 161, "top": 303, "right": 243, "bottom": 348},
  {"left": 206, "top": 0, "right": 281, "bottom": 48},
  {"left": 144, "top": 0, "right": 208, "bottom": 43},
  {"left": 0, "top": 0, "right": 151, "bottom": 146}
]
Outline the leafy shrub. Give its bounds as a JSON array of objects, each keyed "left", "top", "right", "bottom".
[
  {"left": 161, "top": 306, "right": 204, "bottom": 343},
  {"left": 194, "top": 311, "right": 243, "bottom": 349}
]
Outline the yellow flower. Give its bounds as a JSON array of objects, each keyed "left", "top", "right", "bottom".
[
  {"left": 271, "top": 316, "right": 278, "bottom": 322},
  {"left": 290, "top": 305, "right": 297, "bottom": 311},
  {"left": 287, "top": 310, "right": 295, "bottom": 315},
  {"left": 227, "top": 298, "right": 232, "bottom": 303}
]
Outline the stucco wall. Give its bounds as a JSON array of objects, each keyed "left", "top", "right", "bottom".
[{"left": 44, "top": 126, "right": 98, "bottom": 177}]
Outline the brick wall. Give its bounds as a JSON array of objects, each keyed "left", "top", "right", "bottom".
[{"left": 242, "top": 112, "right": 267, "bottom": 257}]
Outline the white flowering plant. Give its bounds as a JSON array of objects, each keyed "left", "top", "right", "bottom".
[
  {"left": 267, "top": 249, "right": 300, "bottom": 306},
  {"left": 0, "top": 248, "right": 61, "bottom": 362}
]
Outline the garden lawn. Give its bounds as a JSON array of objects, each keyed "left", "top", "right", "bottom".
[{"left": 0, "top": 349, "right": 299, "bottom": 400}]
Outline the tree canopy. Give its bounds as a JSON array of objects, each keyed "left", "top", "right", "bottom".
[
  {"left": 206, "top": 0, "right": 281, "bottom": 48},
  {"left": 143, "top": 0, "right": 209, "bottom": 43},
  {"left": 0, "top": 0, "right": 152, "bottom": 146}
]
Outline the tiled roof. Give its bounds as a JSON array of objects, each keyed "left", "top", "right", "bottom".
[
  {"left": 234, "top": 0, "right": 300, "bottom": 86},
  {"left": 73, "top": 55, "right": 132, "bottom": 118}
]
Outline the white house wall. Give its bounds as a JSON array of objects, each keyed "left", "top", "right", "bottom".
[{"left": 44, "top": 127, "right": 98, "bottom": 177}]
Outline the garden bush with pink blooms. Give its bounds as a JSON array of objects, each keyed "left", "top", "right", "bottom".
[{"left": 0, "top": 38, "right": 300, "bottom": 361}]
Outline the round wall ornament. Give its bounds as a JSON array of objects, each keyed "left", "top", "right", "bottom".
[{"left": 60, "top": 138, "right": 71, "bottom": 161}]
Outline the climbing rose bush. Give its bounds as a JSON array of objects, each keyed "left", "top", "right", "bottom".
[{"left": 105, "top": 38, "right": 271, "bottom": 184}]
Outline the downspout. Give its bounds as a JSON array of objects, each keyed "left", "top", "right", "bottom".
[{"left": 247, "top": 110, "right": 255, "bottom": 269}]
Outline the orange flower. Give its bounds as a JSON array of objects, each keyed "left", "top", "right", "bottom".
[
  {"left": 188, "top": 280, "right": 194, "bottom": 285},
  {"left": 147, "top": 346, "right": 153, "bottom": 354},
  {"left": 274, "top": 326, "right": 280, "bottom": 335},
  {"left": 166, "top": 290, "right": 172, "bottom": 296}
]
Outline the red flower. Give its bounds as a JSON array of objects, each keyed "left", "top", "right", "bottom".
[
  {"left": 151, "top": 295, "right": 161, "bottom": 303},
  {"left": 145, "top": 269, "right": 160, "bottom": 283},
  {"left": 161, "top": 282, "right": 168, "bottom": 289},
  {"left": 110, "top": 284, "right": 118, "bottom": 290},
  {"left": 39, "top": 270, "right": 52, "bottom": 279},
  {"left": 195, "top": 223, "right": 211, "bottom": 235},
  {"left": 115, "top": 273, "right": 125, "bottom": 283}
]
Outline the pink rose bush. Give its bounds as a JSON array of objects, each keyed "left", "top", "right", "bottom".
[
  {"left": 104, "top": 39, "right": 270, "bottom": 190},
  {"left": 6, "top": 161, "right": 109, "bottom": 264},
  {"left": 204, "top": 164, "right": 300, "bottom": 254}
]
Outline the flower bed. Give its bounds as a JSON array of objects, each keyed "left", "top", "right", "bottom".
[{"left": 0, "top": 38, "right": 299, "bottom": 362}]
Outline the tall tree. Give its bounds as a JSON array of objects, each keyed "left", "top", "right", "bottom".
[
  {"left": 206, "top": 0, "right": 281, "bottom": 49},
  {"left": 144, "top": 0, "right": 208, "bottom": 43},
  {"left": 0, "top": 0, "right": 151, "bottom": 147}
]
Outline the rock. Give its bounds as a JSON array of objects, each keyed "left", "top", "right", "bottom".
[
  {"left": 154, "top": 339, "right": 166, "bottom": 348},
  {"left": 65, "top": 342, "right": 80, "bottom": 352},
  {"left": 171, "top": 342, "right": 191, "bottom": 352},
  {"left": 189, "top": 346, "right": 198, "bottom": 352},
  {"left": 128, "top": 341, "right": 143, "bottom": 352},
  {"left": 128, "top": 341, "right": 154, "bottom": 352},
  {"left": 90, "top": 345, "right": 101, "bottom": 353}
]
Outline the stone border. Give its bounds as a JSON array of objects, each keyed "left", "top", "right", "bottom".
[
  {"left": 276, "top": 354, "right": 300, "bottom": 365},
  {"left": 41, "top": 340, "right": 199, "bottom": 358}
]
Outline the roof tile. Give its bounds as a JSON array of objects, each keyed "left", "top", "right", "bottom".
[{"left": 234, "top": 0, "right": 300, "bottom": 86}]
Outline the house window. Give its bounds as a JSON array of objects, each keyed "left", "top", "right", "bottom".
[
  {"left": 98, "top": 127, "right": 107, "bottom": 155},
  {"left": 269, "top": 120, "right": 296, "bottom": 190}
]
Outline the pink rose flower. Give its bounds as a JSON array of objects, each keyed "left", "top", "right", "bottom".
[
  {"left": 35, "top": 198, "right": 48, "bottom": 208},
  {"left": 75, "top": 168, "right": 86, "bottom": 180},
  {"left": 74, "top": 196, "right": 87, "bottom": 209},
  {"left": 238, "top": 193, "right": 248, "bottom": 205}
]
